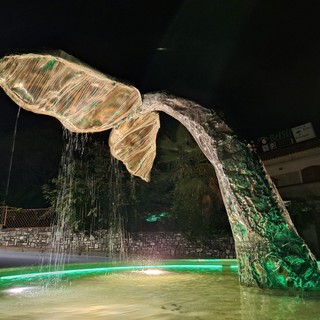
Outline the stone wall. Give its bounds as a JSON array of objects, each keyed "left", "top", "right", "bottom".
[
  {"left": 0, "top": 228, "right": 52, "bottom": 250},
  {"left": 0, "top": 227, "right": 236, "bottom": 259}
]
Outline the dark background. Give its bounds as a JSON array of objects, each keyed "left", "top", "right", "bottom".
[
  {"left": 1, "top": 0, "right": 320, "bottom": 207},
  {"left": 1, "top": 0, "right": 320, "bottom": 140}
]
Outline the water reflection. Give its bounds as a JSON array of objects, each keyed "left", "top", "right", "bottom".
[
  {"left": 240, "top": 286, "right": 320, "bottom": 320},
  {"left": 0, "top": 270, "right": 319, "bottom": 319}
]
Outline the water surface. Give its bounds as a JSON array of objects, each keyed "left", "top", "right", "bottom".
[{"left": 0, "top": 268, "right": 319, "bottom": 320}]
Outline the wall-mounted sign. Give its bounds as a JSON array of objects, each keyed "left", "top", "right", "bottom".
[
  {"left": 257, "top": 122, "right": 317, "bottom": 153},
  {"left": 291, "top": 122, "right": 316, "bottom": 143},
  {"left": 269, "top": 128, "right": 292, "bottom": 143}
]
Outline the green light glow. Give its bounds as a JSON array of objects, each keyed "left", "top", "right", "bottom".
[
  {"left": 0, "top": 264, "right": 223, "bottom": 282},
  {"left": 42, "top": 59, "right": 56, "bottom": 71},
  {"left": 146, "top": 211, "right": 168, "bottom": 222},
  {"left": 0, "top": 259, "right": 317, "bottom": 288},
  {"left": 0, "top": 259, "right": 239, "bottom": 279}
]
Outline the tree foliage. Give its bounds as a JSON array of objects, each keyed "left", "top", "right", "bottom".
[
  {"left": 155, "top": 123, "right": 230, "bottom": 240},
  {"left": 42, "top": 133, "right": 139, "bottom": 232},
  {"left": 43, "top": 134, "right": 111, "bottom": 231},
  {"left": 41, "top": 122, "right": 231, "bottom": 239}
]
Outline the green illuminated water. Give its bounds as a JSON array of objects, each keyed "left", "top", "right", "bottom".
[{"left": 0, "top": 261, "right": 319, "bottom": 320}]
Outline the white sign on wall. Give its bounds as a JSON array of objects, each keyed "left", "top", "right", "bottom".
[{"left": 291, "top": 122, "right": 316, "bottom": 143}]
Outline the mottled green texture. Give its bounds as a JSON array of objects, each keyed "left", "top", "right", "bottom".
[
  {"left": 144, "top": 93, "right": 320, "bottom": 290},
  {"left": 215, "top": 133, "right": 320, "bottom": 289}
]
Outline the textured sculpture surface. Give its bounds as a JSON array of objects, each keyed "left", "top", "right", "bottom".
[
  {"left": 0, "top": 52, "right": 159, "bottom": 181},
  {"left": 1, "top": 52, "right": 319, "bottom": 289}
]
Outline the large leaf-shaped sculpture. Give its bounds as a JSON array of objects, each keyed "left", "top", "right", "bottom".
[
  {"left": 1, "top": 51, "right": 319, "bottom": 290},
  {"left": 0, "top": 52, "right": 159, "bottom": 181}
]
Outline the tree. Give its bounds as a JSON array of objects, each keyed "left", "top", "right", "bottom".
[
  {"left": 43, "top": 134, "right": 112, "bottom": 231},
  {"left": 156, "top": 123, "right": 229, "bottom": 240},
  {"left": 42, "top": 133, "right": 141, "bottom": 233}
]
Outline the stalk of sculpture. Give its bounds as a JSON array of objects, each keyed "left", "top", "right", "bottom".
[
  {"left": 142, "top": 93, "right": 320, "bottom": 289},
  {"left": 0, "top": 52, "right": 319, "bottom": 289}
]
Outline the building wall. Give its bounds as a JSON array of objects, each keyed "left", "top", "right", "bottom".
[
  {"left": 262, "top": 145, "right": 320, "bottom": 258},
  {"left": 0, "top": 228, "right": 236, "bottom": 259},
  {"left": 277, "top": 181, "right": 320, "bottom": 199},
  {"left": 265, "top": 148, "right": 320, "bottom": 176},
  {"left": 263, "top": 147, "right": 320, "bottom": 198}
]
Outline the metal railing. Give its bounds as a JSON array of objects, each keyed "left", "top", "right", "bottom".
[{"left": 0, "top": 206, "right": 56, "bottom": 228}]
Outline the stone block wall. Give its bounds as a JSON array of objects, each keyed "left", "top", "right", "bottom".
[
  {"left": 0, "top": 228, "right": 52, "bottom": 249},
  {"left": 0, "top": 228, "right": 236, "bottom": 259},
  {"left": 128, "top": 232, "right": 235, "bottom": 259}
]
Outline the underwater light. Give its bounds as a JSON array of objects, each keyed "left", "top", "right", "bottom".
[
  {"left": 3, "top": 286, "right": 41, "bottom": 295},
  {"left": 142, "top": 269, "right": 165, "bottom": 275}
]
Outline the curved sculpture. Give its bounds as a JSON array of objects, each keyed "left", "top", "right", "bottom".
[
  {"left": 0, "top": 52, "right": 319, "bottom": 289},
  {"left": 0, "top": 52, "right": 159, "bottom": 182}
]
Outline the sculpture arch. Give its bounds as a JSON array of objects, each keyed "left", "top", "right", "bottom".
[{"left": 0, "top": 52, "right": 319, "bottom": 289}]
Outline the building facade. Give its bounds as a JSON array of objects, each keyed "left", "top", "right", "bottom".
[{"left": 256, "top": 122, "right": 320, "bottom": 257}]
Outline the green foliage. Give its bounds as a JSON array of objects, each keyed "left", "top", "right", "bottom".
[
  {"left": 42, "top": 133, "right": 143, "bottom": 232},
  {"left": 43, "top": 137, "right": 112, "bottom": 231},
  {"left": 41, "top": 122, "right": 231, "bottom": 239},
  {"left": 156, "top": 123, "right": 230, "bottom": 240}
]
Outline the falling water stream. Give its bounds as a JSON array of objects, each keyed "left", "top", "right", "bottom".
[
  {"left": 107, "top": 157, "right": 130, "bottom": 259},
  {"left": 48, "top": 129, "right": 89, "bottom": 275},
  {"left": 48, "top": 129, "right": 130, "bottom": 276},
  {"left": 3, "top": 107, "right": 21, "bottom": 206}
]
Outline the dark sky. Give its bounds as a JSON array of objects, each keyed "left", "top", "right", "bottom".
[{"left": 1, "top": 0, "right": 320, "bottom": 141}]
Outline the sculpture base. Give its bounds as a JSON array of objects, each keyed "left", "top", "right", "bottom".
[{"left": 235, "top": 240, "right": 320, "bottom": 289}]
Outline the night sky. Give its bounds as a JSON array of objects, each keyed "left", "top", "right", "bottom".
[{"left": 1, "top": 0, "right": 320, "bottom": 141}]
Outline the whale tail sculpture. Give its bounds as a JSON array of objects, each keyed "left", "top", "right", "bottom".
[
  {"left": 1, "top": 51, "right": 319, "bottom": 289},
  {"left": 0, "top": 51, "right": 159, "bottom": 182}
]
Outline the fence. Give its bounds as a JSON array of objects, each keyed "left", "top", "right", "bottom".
[{"left": 0, "top": 206, "right": 56, "bottom": 228}]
